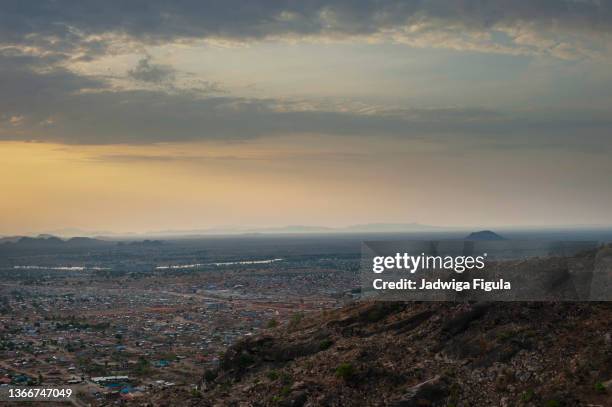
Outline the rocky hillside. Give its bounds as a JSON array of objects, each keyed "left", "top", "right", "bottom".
[{"left": 139, "top": 299, "right": 611, "bottom": 407}]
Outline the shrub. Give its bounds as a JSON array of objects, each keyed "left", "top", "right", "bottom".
[
  {"left": 237, "top": 353, "right": 255, "bottom": 368},
  {"left": 497, "top": 330, "right": 515, "bottom": 341},
  {"left": 319, "top": 339, "right": 333, "bottom": 350},
  {"left": 335, "top": 362, "right": 355, "bottom": 381},
  {"left": 266, "top": 370, "right": 279, "bottom": 381},
  {"left": 289, "top": 312, "right": 304, "bottom": 328},
  {"left": 135, "top": 357, "right": 150, "bottom": 375},
  {"left": 280, "top": 372, "right": 292, "bottom": 385},
  {"left": 595, "top": 381, "right": 606, "bottom": 393},
  {"left": 520, "top": 389, "right": 534, "bottom": 402},
  {"left": 204, "top": 369, "right": 217, "bottom": 382},
  {"left": 267, "top": 319, "right": 279, "bottom": 328}
]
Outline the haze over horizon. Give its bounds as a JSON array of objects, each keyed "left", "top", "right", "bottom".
[
  {"left": 2, "top": 1, "right": 612, "bottom": 235},
  {"left": 4, "top": 221, "right": 612, "bottom": 239}
]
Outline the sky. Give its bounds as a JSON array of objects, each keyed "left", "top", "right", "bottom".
[{"left": 1, "top": 1, "right": 612, "bottom": 235}]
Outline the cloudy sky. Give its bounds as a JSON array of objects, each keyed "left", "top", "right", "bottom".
[{"left": 2, "top": 0, "right": 612, "bottom": 235}]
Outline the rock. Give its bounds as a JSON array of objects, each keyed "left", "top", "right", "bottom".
[
  {"left": 389, "top": 376, "right": 449, "bottom": 407},
  {"left": 441, "top": 303, "right": 491, "bottom": 338},
  {"left": 280, "top": 391, "right": 307, "bottom": 407},
  {"left": 374, "top": 309, "right": 435, "bottom": 335}
]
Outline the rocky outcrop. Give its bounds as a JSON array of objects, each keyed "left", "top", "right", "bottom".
[{"left": 465, "top": 230, "right": 506, "bottom": 240}]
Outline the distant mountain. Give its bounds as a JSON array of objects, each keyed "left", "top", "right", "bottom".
[
  {"left": 0, "top": 236, "right": 22, "bottom": 244},
  {"left": 465, "top": 230, "right": 506, "bottom": 240},
  {"left": 16, "top": 236, "right": 65, "bottom": 246},
  {"left": 255, "top": 223, "right": 441, "bottom": 234},
  {"left": 0, "top": 235, "right": 169, "bottom": 250},
  {"left": 99, "top": 223, "right": 445, "bottom": 237},
  {"left": 44, "top": 228, "right": 115, "bottom": 237},
  {"left": 17, "top": 224, "right": 612, "bottom": 239},
  {"left": 341, "top": 222, "right": 441, "bottom": 233},
  {"left": 18, "top": 222, "right": 446, "bottom": 239},
  {"left": 65, "top": 236, "right": 115, "bottom": 247},
  {"left": 164, "top": 223, "right": 440, "bottom": 235},
  {"left": 250, "top": 225, "right": 335, "bottom": 233},
  {"left": 36, "top": 234, "right": 58, "bottom": 239},
  {"left": 0, "top": 235, "right": 112, "bottom": 249}
]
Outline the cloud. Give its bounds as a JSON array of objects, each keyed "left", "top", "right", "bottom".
[
  {"left": 1, "top": 1, "right": 612, "bottom": 150},
  {"left": 90, "top": 153, "right": 253, "bottom": 163},
  {"left": 128, "top": 56, "right": 176, "bottom": 84},
  {"left": 90, "top": 150, "right": 375, "bottom": 166},
  {"left": 123, "top": 56, "right": 225, "bottom": 94},
  {"left": 1, "top": 43, "right": 611, "bottom": 152},
  {"left": 0, "top": 54, "right": 610, "bottom": 151},
  {"left": 2, "top": 1, "right": 612, "bottom": 60}
]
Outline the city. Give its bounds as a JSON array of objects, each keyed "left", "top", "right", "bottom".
[{"left": 0, "top": 235, "right": 360, "bottom": 404}]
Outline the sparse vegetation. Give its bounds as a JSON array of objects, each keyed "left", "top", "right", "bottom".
[
  {"left": 289, "top": 312, "right": 304, "bottom": 328},
  {"left": 335, "top": 362, "right": 355, "bottom": 381},
  {"left": 238, "top": 353, "right": 255, "bottom": 368},
  {"left": 520, "top": 389, "right": 534, "bottom": 402},
  {"left": 279, "top": 371, "right": 292, "bottom": 385},
  {"left": 497, "top": 329, "right": 516, "bottom": 341},
  {"left": 319, "top": 338, "right": 333, "bottom": 350},
  {"left": 204, "top": 369, "right": 218, "bottom": 382},
  {"left": 134, "top": 356, "right": 151, "bottom": 375},
  {"left": 595, "top": 381, "right": 606, "bottom": 393}
]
